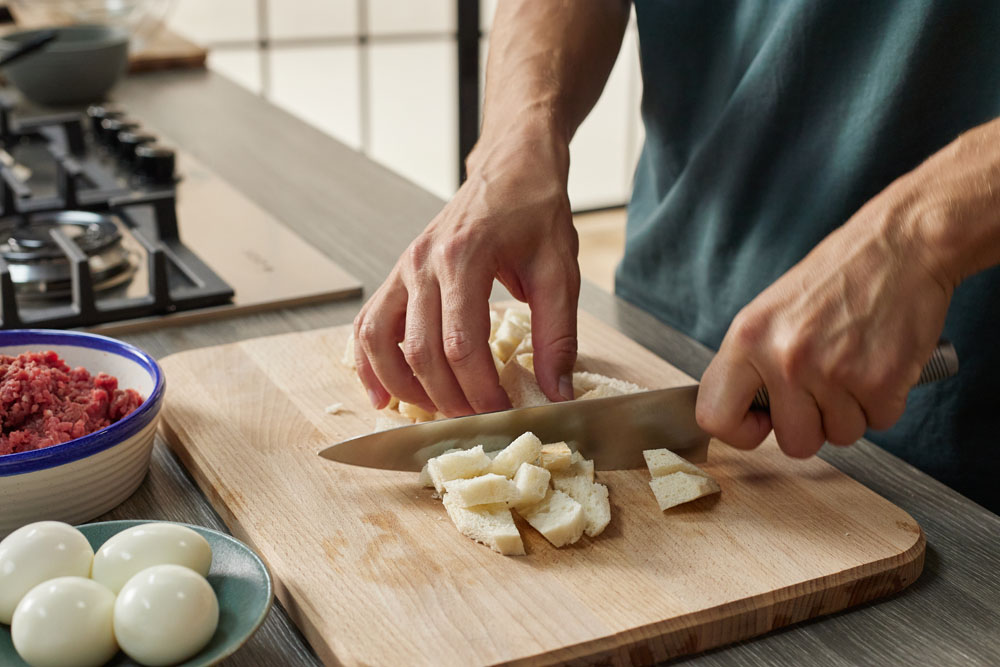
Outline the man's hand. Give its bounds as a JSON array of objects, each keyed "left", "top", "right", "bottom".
[
  {"left": 353, "top": 125, "right": 579, "bottom": 417},
  {"left": 696, "top": 173, "right": 954, "bottom": 457},
  {"left": 696, "top": 113, "right": 1000, "bottom": 456},
  {"left": 352, "top": 0, "right": 630, "bottom": 417}
]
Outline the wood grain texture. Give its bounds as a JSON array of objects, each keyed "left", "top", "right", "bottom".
[
  {"left": 159, "top": 313, "right": 923, "bottom": 666},
  {"left": 106, "top": 72, "right": 1000, "bottom": 665}
]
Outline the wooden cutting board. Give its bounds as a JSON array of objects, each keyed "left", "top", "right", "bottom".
[{"left": 159, "top": 312, "right": 925, "bottom": 666}]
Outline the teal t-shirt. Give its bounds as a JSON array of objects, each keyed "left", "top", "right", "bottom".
[{"left": 617, "top": 0, "right": 1000, "bottom": 511}]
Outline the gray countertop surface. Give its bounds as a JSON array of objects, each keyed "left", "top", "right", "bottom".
[{"left": 101, "top": 70, "right": 999, "bottom": 666}]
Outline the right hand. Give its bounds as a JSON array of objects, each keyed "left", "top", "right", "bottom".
[{"left": 353, "top": 123, "right": 581, "bottom": 417}]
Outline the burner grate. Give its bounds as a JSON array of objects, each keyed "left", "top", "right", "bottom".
[{"left": 0, "top": 96, "right": 234, "bottom": 329}]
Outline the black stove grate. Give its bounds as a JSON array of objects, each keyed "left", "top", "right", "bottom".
[{"left": 0, "top": 96, "right": 234, "bottom": 329}]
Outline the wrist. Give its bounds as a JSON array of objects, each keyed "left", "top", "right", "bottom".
[{"left": 466, "top": 105, "right": 570, "bottom": 180}]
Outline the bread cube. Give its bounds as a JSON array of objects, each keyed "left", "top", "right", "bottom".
[
  {"left": 499, "top": 357, "right": 550, "bottom": 408},
  {"left": 552, "top": 476, "right": 611, "bottom": 537},
  {"left": 442, "top": 494, "right": 525, "bottom": 556},
  {"left": 489, "top": 308, "right": 502, "bottom": 339},
  {"left": 515, "top": 352, "right": 534, "bottom": 372},
  {"left": 427, "top": 445, "right": 493, "bottom": 493},
  {"left": 539, "top": 442, "right": 573, "bottom": 471},
  {"left": 398, "top": 401, "right": 437, "bottom": 423},
  {"left": 643, "top": 448, "right": 709, "bottom": 479},
  {"left": 444, "top": 474, "right": 518, "bottom": 507},
  {"left": 490, "top": 309, "right": 531, "bottom": 363},
  {"left": 512, "top": 463, "right": 551, "bottom": 509},
  {"left": 551, "top": 451, "right": 594, "bottom": 483},
  {"left": 649, "top": 472, "right": 721, "bottom": 511},
  {"left": 491, "top": 431, "right": 543, "bottom": 478},
  {"left": 518, "top": 489, "right": 585, "bottom": 547}
]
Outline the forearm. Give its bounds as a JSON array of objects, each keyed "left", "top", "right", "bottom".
[
  {"left": 469, "top": 0, "right": 630, "bottom": 172},
  {"left": 894, "top": 116, "right": 1000, "bottom": 288}
]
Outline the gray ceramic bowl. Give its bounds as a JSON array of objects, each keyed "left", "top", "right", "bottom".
[{"left": 0, "top": 25, "right": 129, "bottom": 106}]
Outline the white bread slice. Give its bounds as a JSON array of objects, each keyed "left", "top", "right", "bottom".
[
  {"left": 643, "top": 448, "right": 709, "bottom": 479},
  {"left": 444, "top": 474, "right": 518, "bottom": 507},
  {"left": 539, "top": 442, "right": 572, "bottom": 471},
  {"left": 491, "top": 431, "right": 543, "bottom": 478},
  {"left": 499, "top": 357, "right": 550, "bottom": 408},
  {"left": 572, "top": 371, "right": 644, "bottom": 397},
  {"left": 342, "top": 332, "right": 356, "bottom": 369},
  {"left": 552, "top": 476, "right": 611, "bottom": 537},
  {"left": 490, "top": 309, "right": 531, "bottom": 363},
  {"left": 373, "top": 409, "right": 413, "bottom": 432},
  {"left": 649, "top": 471, "right": 721, "bottom": 511},
  {"left": 517, "top": 489, "right": 585, "bottom": 547},
  {"left": 551, "top": 451, "right": 595, "bottom": 482},
  {"left": 398, "top": 401, "right": 438, "bottom": 423},
  {"left": 578, "top": 384, "right": 624, "bottom": 401},
  {"left": 511, "top": 462, "right": 551, "bottom": 509},
  {"left": 427, "top": 445, "right": 493, "bottom": 494},
  {"left": 442, "top": 494, "right": 525, "bottom": 556}
]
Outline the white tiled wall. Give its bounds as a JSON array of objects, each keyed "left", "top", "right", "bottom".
[{"left": 168, "top": 0, "right": 643, "bottom": 208}]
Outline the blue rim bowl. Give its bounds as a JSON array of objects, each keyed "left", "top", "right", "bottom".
[{"left": 0, "top": 329, "right": 165, "bottom": 477}]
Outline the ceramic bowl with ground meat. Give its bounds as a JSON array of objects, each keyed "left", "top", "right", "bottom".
[{"left": 0, "top": 330, "right": 164, "bottom": 537}]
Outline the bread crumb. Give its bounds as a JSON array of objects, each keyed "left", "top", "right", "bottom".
[{"left": 324, "top": 402, "right": 345, "bottom": 414}]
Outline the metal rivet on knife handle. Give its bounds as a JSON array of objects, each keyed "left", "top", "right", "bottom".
[{"left": 749, "top": 339, "right": 958, "bottom": 412}]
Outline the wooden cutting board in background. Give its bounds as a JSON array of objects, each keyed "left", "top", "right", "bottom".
[{"left": 159, "top": 312, "right": 925, "bottom": 666}]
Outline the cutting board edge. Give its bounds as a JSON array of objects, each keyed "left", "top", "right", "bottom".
[{"left": 504, "top": 529, "right": 926, "bottom": 666}]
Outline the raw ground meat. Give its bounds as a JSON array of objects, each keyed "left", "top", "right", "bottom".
[{"left": 0, "top": 350, "right": 144, "bottom": 455}]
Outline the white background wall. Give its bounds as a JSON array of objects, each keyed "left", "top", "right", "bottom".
[{"left": 168, "top": 0, "right": 643, "bottom": 210}]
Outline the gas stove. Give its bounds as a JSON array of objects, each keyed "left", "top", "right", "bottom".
[{"left": 0, "top": 95, "right": 360, "bottom": 332}]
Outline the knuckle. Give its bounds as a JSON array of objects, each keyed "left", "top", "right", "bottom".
[
  {"left": 541, "top": 333, "right": 578, "bottom": 360},
  {"left": 401, "top": 337, "right": 435, "bottom": 372},
  {"left": 775, "top": 337, "right": 810, "bottom": 383},
  {"left": 357, "top": 320, "right": 380, "bottom": 351},
  {"left": 442, "top": 329, "right": 476, "bottom": 366},
  {"left": 405, "top": 237, "right": 433, "bottom": 272},
  {"left": 729, "top": 310, "right": 766, "bottom": 351}
]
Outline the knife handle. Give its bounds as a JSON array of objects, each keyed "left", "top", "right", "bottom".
[{"left": 749, "top": 340, "right": 958, "bottom": 411}]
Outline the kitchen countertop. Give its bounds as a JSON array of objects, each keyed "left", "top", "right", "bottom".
[{"left": 106, "top": 70, "right": 1000, "bottom": 666}]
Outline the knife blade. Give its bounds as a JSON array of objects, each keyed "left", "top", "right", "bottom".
[
  {"left": 319, "top": 385, "right": 708, "bottom": 472},
  {"left": 319, "top": 340, "right": 958, "bottom": 473}
]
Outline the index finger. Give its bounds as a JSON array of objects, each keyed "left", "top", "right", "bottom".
[
  {"left": 696, "top": 348, "right": 772, "bottom": 450},
  {"left": 439, "top": 274, "right": 511, "bottom": 414}
]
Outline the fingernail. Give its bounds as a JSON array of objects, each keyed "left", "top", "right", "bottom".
[
  {"left": 558, "top": 374, "right": 574, "bottom": 401},
  {"left": 367, "top": 389, "right": 382, "bottom": 408}
]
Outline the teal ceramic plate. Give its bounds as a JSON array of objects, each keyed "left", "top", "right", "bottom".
[{"left": 0, "top": 520, "right": 273, "bottom": 666}]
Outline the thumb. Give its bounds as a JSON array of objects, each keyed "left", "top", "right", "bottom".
[{"left": 526, "top": 261, "right": 580, "bottom": 402}]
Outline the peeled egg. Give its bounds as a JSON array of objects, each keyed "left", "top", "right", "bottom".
[
  {"left": 91, "top": 522, "right": 212, "bottom": 594},
  {"left": 0, "top": 521, "right": 94, "bottom": 624},
  {"left": 11, "top": 576, "right": 117, "bottom": 667},
  {"left": 114, "top": 564, "right": 220, "bottom": 666}
]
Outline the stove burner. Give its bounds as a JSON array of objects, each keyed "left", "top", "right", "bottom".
[
  {"left": 3, "top": 211, "right": 121, "bottom": 260},
  {"left": 0, "top": 211, "right": 135, "bottom": 298}
]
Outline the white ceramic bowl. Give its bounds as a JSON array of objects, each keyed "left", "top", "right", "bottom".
[{"left": 0, "top": 330, "right": 164, "bottom": 537}]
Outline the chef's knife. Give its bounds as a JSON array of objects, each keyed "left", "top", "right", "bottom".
[{"left": 319, "top": 341, "right": 958, "bottom": 472}]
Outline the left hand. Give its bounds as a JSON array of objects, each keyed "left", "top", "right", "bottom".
[{"left": 695, "top": 181, "right": 953, "bottom": 457}]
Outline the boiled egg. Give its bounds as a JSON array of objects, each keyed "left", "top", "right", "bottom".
[
  {"left": 114, "top": 564, "right": 219, "bottom": 666},
  {"left": 0, "top": 521, "right": 94, "bottom": 624},
  {"left": 11, "top": 576, "right": 117, "bottom": 667},
  {"left": 91, "top": 522, "right": 212, "bottom": 594}
]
